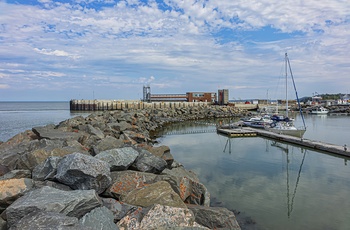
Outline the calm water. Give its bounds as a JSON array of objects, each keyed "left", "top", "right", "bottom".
[
  {"left": 1, "top": 102, "right": 350, "bottom": 229},
  {"left": 0, "top": 102, "right": 90, "bottom": 142},
  {"left": 156, "top": 115, "right": 350, "bottom": 230}
]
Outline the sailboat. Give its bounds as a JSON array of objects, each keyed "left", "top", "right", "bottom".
[{"left": 265, "top": 53, "right": 306, "bottom": 138}]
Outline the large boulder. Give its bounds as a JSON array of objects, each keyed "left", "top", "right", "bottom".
[
  {"left": 0, "top": 217, "right": 6, "bottom": 230},
  {"left": 146, "top": 145, "right": 174, "bottom": 168},
  {"left": 0, "top": 139, "right": 38, "bottom": 170},
  {"left": 121, "top": 181, "right": 186, "bottom": 209},
  {"left": 187, "top": 204, "right": 241, "bottom": 230},
  {"left": 80, "top": 206, "right": 118, "bottom": 230},
  {"left": 103, "top": 171, "right": 158, "bottom": 199},
  {"left": 32, "top": 125, "right": 84, "bottom": 141},
  {"left": 0, "top": 170, "right": 31, "bottom": 180},
  {"left": 0, "top": 178, "right": 33, "bottom": 212},
  {"left": 0, "top": 165, "right": 9, "bottom": 177},
  {"left": 91, "top": 136, "right": 124, "bottom": 155},
  {"left": 118, "top": 204, "right": 208, "bottom": 230},
  {"left": 0, "top": 130, "right": 37, "bottom": 153},
  {"left": 131, "top": 149, "right": 167, "bottom": 174},
  {"left": 55, "top": 153, "right": 111, "bottom": 194},
  {"left": 101, "top": 198, "right": 139, "bottom": 222},
  {"left": 15, "top": 139, "right": 88, "bottom": 170},
  {"left": 4, "top": 186, "right": 102, "bottom": 227},
  {"left": 9, "top": 210, "right": 88, "bottom": 230},
  {"left": 33, "top": 180, "right": 72, "bottom": 191},
  {"left": 86, "top": 124, "right": 105, "bottom": 139},
  {"left": 95, "top": 147, "right": 139, "bottom": 171},
  {"left": 162, "top": 167, "right": 210, "bottom": 206},
  {"left": 32, "top": 156, "right": 61, "bottom": 181}
]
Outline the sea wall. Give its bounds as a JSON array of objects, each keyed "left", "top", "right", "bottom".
[
  {"left": 0, "top": 105, "right": 248, "bottom": 229},
  {"left": 70, "top": 99, "right": 212, "bottom": 111}
]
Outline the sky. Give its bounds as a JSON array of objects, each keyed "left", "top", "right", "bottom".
[{"left": 0, "top": 0, "right": 349, "bottom": 101}]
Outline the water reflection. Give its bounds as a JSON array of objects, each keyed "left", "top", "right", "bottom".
[
  {"left": 156, "top": 122, "right": 350, "bottom": 230},
  {"left": 271, "top": 141, "right": 306, "bottom": 218}
]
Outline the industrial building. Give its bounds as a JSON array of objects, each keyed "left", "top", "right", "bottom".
[
  {"left": 143, "top": 86, "right": 227, "bottom": 104},
  {"left": 218, "top": 89, "right": 229, "bottom": 105}
]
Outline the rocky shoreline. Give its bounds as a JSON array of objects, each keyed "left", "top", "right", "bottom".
[{"left": 0, "top": 105, "right": 249, "bottom": 229}]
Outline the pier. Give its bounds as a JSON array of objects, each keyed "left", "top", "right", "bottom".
[
  {"left": 217, "top": 127, "right": 349, "bottom": 157},
  {"left": 70, "top": 99, "right": 211, "bottom": 111}
]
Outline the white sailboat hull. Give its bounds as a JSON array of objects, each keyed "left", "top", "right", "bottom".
[{"left": 265, "top": 126, "right": 306, "bottom": 138}]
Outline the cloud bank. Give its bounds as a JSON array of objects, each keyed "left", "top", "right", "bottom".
[{"left": 0, "top": 0, "right": 349, "bottom": 100}]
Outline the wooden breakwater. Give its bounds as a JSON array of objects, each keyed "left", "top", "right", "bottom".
[{"left": 70, "top": 99, "right": 211, "bottom": 111}]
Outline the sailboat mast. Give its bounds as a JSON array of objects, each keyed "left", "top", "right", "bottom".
[
  {"left": 285, "top": 53, "right": 288, "bottom": 117},
  {"left": 286, "top": 53, "right": 307, "bottom": 130}
]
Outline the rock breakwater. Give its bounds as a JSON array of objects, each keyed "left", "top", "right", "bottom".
[{"left": 0, "top": 105, "right": 247, "bottom": 229}]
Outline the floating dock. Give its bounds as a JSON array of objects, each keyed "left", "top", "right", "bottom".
[
  {"left": 217, "top": 127, "right": 349, "bottom": 157},
  {"left": 217, "top": 128, "right": 258, "bottom": 137}
]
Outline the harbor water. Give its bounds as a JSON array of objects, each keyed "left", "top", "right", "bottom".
[
  {"left": 1, "top": 102, "right": 350, "bottom": 229},
  {"left": 155, "top": 115, "right": 350, "bottom": 230}
]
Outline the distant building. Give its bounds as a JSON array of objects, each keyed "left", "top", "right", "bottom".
[
  {"left": 186, "top": 92, "right": 216, "bottom": 103},
  {"left": 143, "top": 85, "right": 151, "bottom": 102},
  {"left": 149, "top": 94, "right": 187, "bottom": 102},
  {"left": 142, "top": 86, "right": 216, "bottom": 103},
  {"left": 218, "top": 89, "right": 229, "bottom": 105}
]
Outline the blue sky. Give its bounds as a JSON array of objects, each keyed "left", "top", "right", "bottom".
[{"left": 0, "top": 0, "right": 349, "bottom": 101}]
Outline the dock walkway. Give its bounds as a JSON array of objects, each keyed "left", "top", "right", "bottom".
[{"left": 217, "top": 127, "right": 349, "bottom": 157}]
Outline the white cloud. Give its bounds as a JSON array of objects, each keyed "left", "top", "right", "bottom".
[
  {"left": 0, "top": 0, "right": 349, "bottom": 100},
  {"left": 0, "top": 84, "right": 10, "bottom": 89},
  {"left": 33, "top": 48, "right": 81, "bottom": 59}
]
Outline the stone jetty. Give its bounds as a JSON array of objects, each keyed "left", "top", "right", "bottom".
[{"left": 0, "top": 105, "right": 248, "bottom": 229}]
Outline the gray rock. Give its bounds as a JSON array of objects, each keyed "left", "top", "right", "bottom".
[
  {"left": 147, "top": 145, "right": 174, "bottom": 168},
  {"left": 16, "top": 139, "right": 88, "bottom": 170},
  {"left": 33, "top": 180, "right": 72, "bottom": 191},
  {"left": 80, "top": 206, "right": 118, "bottom": 230},
  {"left": 95, "top": 147, "right": 139, "bottom": 171},
  {"left": 102, "top": 198, "right": 139, "bottom": 222},
  {"left": 0, "top": 217, "right": 6, "bottom": 230},
  {"left": 103, "top": 171, "right": 158, "bottom": 199},
  {"left": 32, "top": 125, "right": 83, "bottom": 141},
  {"left": 0, "top": 165, "right": 9, "bottom": 177},
  {"left": 132, "top": 149, "right": 167, "bottom": 174},
  {"left": 117, "top": 121, "right": 132, "bottom": 131},
  {"left": 32, "top": 156, "right": 61, "bottom": 181},
  {"left": 92, "top": 136, "right": 124, "bottom": 156},
  {"left": 0, "top": 178, "right": 33, "bottom": 213},
  {"left": 5, "top": 186, "right": 102, "bottom": 227},
  {"left": 162, "top": 166, "right": 199, "bottom": 183},
  {"left": 185, "top": 180, "right": 210, "bottom": 207},
  {"left": 118, "top": 204, "right": 207, "bottom": 230},
  {"left": 123, "top": 130, "right": 148, "bottom": 143},
  {"left": 116, "top": 206, "right": 146, "bottom": 230},
  {"left": 121, "top": 181, "right": 186, "bottom": 209},
  {"left": 0, "top": 140, "right": 36, "bottom": 170},
  {"left": 0, "top": 170, "right": 31, "bottom": 180},
  {"left": 187, "top": 204, "right": 241, "bottom": 230},
  {"left": 57, "top": 115, "right": 86, "bottom": 129},
  {"left": 9, "top": 210, "right": 89, "bottom": 230},
  {"left": 55, "top": 153, "right": 111, "bottom": 194},
  {"left": 87, "top": 124, "right": 105, "bottom": 139}
]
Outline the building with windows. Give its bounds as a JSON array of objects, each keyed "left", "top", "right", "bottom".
[
  {"left": 186, "top": 92, "right": 217, "bottom": 103},
  {"left": 142, "top": 86, "right": 218, "bottom": 103},
  {"left": 218, "top": 89, "right": 229, "bottom": 105}
]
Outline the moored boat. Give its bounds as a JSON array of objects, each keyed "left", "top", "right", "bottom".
[
  {"left": 264, "top": 53, "right": 306, "bottom": 138},
  {"left": 242, "top": 115, "right": 273, "bottom": 128},
  {"left": 310, "top": 106, "right": 329, "bottom": 115}
]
